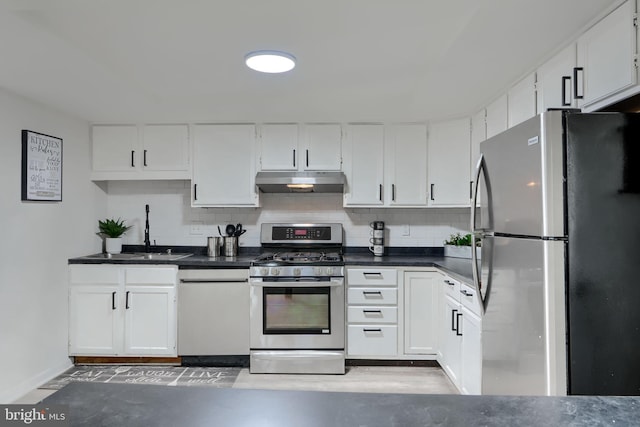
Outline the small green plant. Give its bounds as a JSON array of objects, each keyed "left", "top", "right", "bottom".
[
  {"left": 444, "top": 233, "right": 479, "bottom": 247},
  {"left": 98, "top": 218, "right": 132, "bottom": 238}
]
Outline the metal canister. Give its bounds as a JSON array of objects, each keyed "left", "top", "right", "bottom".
[
  {"left": 223, "top": 236, "right": 238, "bottom": 257},
  {"left": 207, "top": 236, "right": 222, "bottom": 257}
]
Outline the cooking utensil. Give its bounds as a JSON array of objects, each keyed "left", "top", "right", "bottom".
[
  {"left": 225, "top": 224, "right": 236, "bottom": 237},
  {"left": 235, "top": 224, "right": 243, "bottom": 236},
  {"left": 217, "top": 225, "right": 223, "bottom": 237},
  {"left": 236, "top": 229, "right": 247, "bottom": 237}
]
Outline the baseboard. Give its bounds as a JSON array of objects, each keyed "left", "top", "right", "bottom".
[
  {"left": 346, "top": 359, "right": 441, "bottom": 368},
  {"left": 73, "top": 356, "right": 182, "bottom": 365},
  {"left": 1, "top": 358, "right": 73, "bottom": 404}
]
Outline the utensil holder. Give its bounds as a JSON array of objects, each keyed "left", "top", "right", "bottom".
[
  {"left": 223, "top": 236, "right": 238, "bottom": 257},
  {"left": 207, "top": 236, "right": 222, "bottom": 257}
]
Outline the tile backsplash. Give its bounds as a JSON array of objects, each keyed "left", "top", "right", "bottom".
[{"left": 104, "top": 180, "right": 470, "bottom": 248}]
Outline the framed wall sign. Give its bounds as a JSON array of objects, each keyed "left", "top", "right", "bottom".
[{"left": 21, "top": 130, "right": 63, "bottom": 202}]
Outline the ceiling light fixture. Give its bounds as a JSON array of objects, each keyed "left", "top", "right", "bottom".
[{"left": 245, "top": 50, "right": 296, "bottom": 73}]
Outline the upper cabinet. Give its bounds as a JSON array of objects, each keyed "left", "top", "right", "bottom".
[
  {"left": 428, "top": 118, "right": 471, "bottom": 207},
  {"left": 343, "top": 124, "right": 385, "bottom": 206},
  {"left": 576, "top": 0, "right": 637, "bottom": 109},
  {"left": 507, "top": 73, "right": 536, "bottom": 128},
  {"left": 536, "top": 44, "right": 578, "bottom": 113},
  {"left": 91, "top": 124, "right": 190, "bottom": 181},
  {"left": 191, "top": 124, "right": 259, "bottom": 207},
  {"left": 386, "top": 124, "right": 428, "bottom": 206},
  {"left": 259, "top": 123, "right": 342, "bottom": 171},
  {"left": 485, "top": 94, "right": 508, "bottom": 139},
  {"left": 343, "top": 123, "right": 427, "bottom": 207}
]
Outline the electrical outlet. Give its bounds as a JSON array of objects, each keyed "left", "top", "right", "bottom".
[
  {"left": 402, "top": 224, "right": 410, "bottom": 236},
  {"left": 190, "top": 222, "right": 204, "bottom": 235}
]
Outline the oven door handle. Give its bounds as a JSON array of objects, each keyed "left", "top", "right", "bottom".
[{"left": 250, "top": 279, "right": 344, "bottom": 287}]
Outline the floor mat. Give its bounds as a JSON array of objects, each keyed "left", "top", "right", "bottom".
[{"left": 40, "top": 365, "right": 241, "bottom": 390}]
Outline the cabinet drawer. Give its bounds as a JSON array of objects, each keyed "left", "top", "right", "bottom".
[
  {"left": 69, "top": 265, "right": 120, "bottom": 284},
  {"left": 347, "top": 288, "right": 397, "bottom": 305},
  {"left": 347, "top": 325, "right": 398, "bottom": 357},
  {"left": 347, "top": 268, "right": 397, "bottom": 286},
  {"left": 348, "top": 306, "right": 397, "bottom": 324},
  {"left": 443, "top": 276, "right": 461, "bottom": 301},
  {"left": 460, "top": 283, "right": 482, "bottom": 317},
  {"left": 125, "top": 267, "right": 177, "bottom": 285}
]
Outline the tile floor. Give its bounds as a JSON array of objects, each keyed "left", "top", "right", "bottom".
[{"left": 14, "top": 366, "right": 458, "bottom": 404}]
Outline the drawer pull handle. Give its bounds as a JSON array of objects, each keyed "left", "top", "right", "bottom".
[
  {"left": 111, "top": 291, "right": 116, "bottom": 310},
  {"left": 363, "top": 272, "right": 383, "bottom": 277},
  {"left": 363, "top": 328, "right": 382, "bottom": 333},
  {"left": 362, "top": 291, "right": 383, "bottom": 295},
  {"left": 460, "top": 289, "right": 474, "bottom": 297},
  {"left": 363, "top": 309, "right": 382, "bottom": 314},
  {"left": 444, "top": 280, "right": 455, "bottom": 286}
]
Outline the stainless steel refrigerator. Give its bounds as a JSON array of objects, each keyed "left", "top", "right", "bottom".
[{"left": 471, "top": 110, "right": 640, "bottom": 396}]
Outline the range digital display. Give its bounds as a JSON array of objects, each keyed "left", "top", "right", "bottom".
[{"left": 271, "top": 226, "right": 332, "bottom": 240}]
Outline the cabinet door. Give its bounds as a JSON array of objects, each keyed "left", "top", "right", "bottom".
[
  {"left": 192, "top": 124, "right": 258, "bottom": 206},
  {"left": 343, "top": 124, "right": 384, "bottom": 206},
  {"left": 141, "top": 124, "right": 189, "bottom": 173},
  {"left": 577, "top": 0, "right": 637, "bottom": 106},
  {"left": 404, "top": 272, "right": 439, "bottom": 355},
  {"left": 387, "top": 124, "right": 428, "bottom": 206},
  {"left": 428, "top": 118, "right": 470, "bottom": 206},
  {"left": 461, "top": 307, "right": 482, "bottom": 395},
  {"left": 123, "top": 285, "right": 176, "bottom": 356},
  {"left": 508, "top": 73, "right": 536, "bottom": 128},
  {"left": 92, "top": 125, "right": 138, "bottom": 173},
  {"left": 259, "top": 124, "right": 298, "bottom": 171},
  {"left": 69, "top": 284, "right": 121, "bottom": 355},
  {"left": 441, "top": 295, "right": 462, "bottom": 387},
  {"left": 536, "top": 44, "right": 577, "bottom": 113},
  {"left": 303, "top": 124, "right": 342, "bottom": 170},
  {"left": 485, "top": 94, "right": 508, "bottom": 139}
]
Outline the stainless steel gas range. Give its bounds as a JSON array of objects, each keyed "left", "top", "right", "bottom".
[{"left": 249, "top": 223, "right": 345, "bottom": 374}]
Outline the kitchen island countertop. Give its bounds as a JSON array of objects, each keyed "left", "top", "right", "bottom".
[{"left": 43, "top": 382, "right": 640, "bottom": 427}]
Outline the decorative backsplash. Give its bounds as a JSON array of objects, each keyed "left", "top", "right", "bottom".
[{"left": 103, "top": 180, "right": 470, "bottom": 248}]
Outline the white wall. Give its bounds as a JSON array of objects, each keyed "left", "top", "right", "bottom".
[
  {"left": 0, "top": 88, "right": 105, "bottom": 403},
  {"left": 106, "top": 181, "right": 470, "bottom": 248}
]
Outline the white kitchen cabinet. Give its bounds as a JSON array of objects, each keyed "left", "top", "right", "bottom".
[
  {"left": 342, "top": 124, "right": 385, "bottom": 206},
  {"left": 470, "top": 109, "right": 485, "bottom": 206},
  {"left": 91, "top": 124, "right": 190, "bottom": 180},
  {"left": 69, "top": 265, "right": 177, "bottom": 357},
  {"left": 403, "top": 271, "right": 440, "bottom": 355},
  {"left": 438, "top": 274, "right": 483, "bottom": 394},
  {"left": 347, "top": 267, "right": 398, "bottom": 358},
  {"left": 485, "top": 94, "right": 508, "bottom": 139},
  {"left": 427, "top": 118, "right": 470, "bottom": 207},
  {"left": 460, "top": 305, "right": 482, "bottom": 395},
  {"left": 507, "top": 73, "right": 536, "bottom": 128},
  {"left": 386, "top": 124, "right": 428, "bottom": 206},
  {"left": 259, "top": 123, "right": 342, "bottom": 171},
  {"left": 576, "top": 0, "right": 637, "bottom": 109},
  {"left": 191, "top": 124, "right": 258, "bottom": 207},
  {"left": 536, "top": 44, "right": 578, "bottom": 113},
  {"left": 178, "top": 269, "right": 249, "bottom": 355}
]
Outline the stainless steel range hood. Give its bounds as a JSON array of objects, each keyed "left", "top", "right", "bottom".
[{"left": 255, "top": 171, "right": 345, "bottom": 193}]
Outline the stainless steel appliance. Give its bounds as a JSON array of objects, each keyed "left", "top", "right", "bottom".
[
  {"left": 472, "top": 110, "right": 640, "bottom": 396},
  {"left": 249, "top": 223, "right": 345, "bottom": 374}
]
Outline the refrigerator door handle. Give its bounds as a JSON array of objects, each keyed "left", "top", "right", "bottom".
[{"left": 471, "top": 153, "right": 490, "bottom": 314}]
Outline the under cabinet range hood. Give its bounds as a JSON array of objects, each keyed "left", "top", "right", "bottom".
[{"left": 255, "top": 171, "right": 345, "bottom": 193}]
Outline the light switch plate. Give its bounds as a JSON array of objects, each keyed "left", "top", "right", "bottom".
[
  {"left": 402, "top": 224, "right": 410, "bottom": 236},
  {"left": 190, "top": 222, "right": 204, "bottom": 235}
]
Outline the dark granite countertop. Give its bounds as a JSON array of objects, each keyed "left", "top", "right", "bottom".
[
  {"left": 69, "top": 246, "right": 474, "bottom": 282},
  {"left": 43, "top": 382, "right": 640, "bottom": 427}
]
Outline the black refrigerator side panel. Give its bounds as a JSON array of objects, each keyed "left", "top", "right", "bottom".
[{"left": 565, "top": 113, "right": 640, "bottom": 395}]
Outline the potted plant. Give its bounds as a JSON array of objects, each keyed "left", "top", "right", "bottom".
[
  {"left": 443, "top": 232, "right": 481, "bottom": 259},
  {"left": 98, "top": 218, "right": 132, "bottom": 254}
]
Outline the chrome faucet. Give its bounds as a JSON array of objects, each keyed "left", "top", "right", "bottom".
[{"left": 144, "top": 204, "right": 151, "bottom": 252}]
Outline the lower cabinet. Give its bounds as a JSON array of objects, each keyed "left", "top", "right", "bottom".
[
  {"left": 346, "top": 267, "right": 440, "bottom": 360},
  {"left": 439, "top": 274, "right": 483, "bottom": 394},
  {"left": 69, "top": 265, "right": 177, "bottom": 357}
]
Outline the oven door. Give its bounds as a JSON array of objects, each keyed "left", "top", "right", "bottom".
[{"left": 249, "top": 277, "right": 344, "bottom": 350}]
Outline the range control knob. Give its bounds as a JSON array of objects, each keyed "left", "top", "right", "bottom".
[
  {"left": 293, "top": 268, "right": 302, "bottom": 276},
  {"left": 260, "top": 268, "right": 269, "bottom": 276},
  {"left": 314, "top": 267, "right": 323, "bottom": 276},
  {"left": 325, "top": 267, "right": 335, "bottom": 276},
  {"left": 271, "top": 268, "right": 280, "bottom": 276}
]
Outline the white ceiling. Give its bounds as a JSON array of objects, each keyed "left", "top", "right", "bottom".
[{"left": 0, "top": 0, "right": 620, "bottom": 124}]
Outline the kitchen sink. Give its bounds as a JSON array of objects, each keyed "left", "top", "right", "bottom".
[{"left": 82, "top": 252, "right": 193, "bottom": 261}]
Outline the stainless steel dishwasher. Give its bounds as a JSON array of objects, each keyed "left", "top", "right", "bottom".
[{"left": 178, "top": 269, "right": 249, "bottom": 356}]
